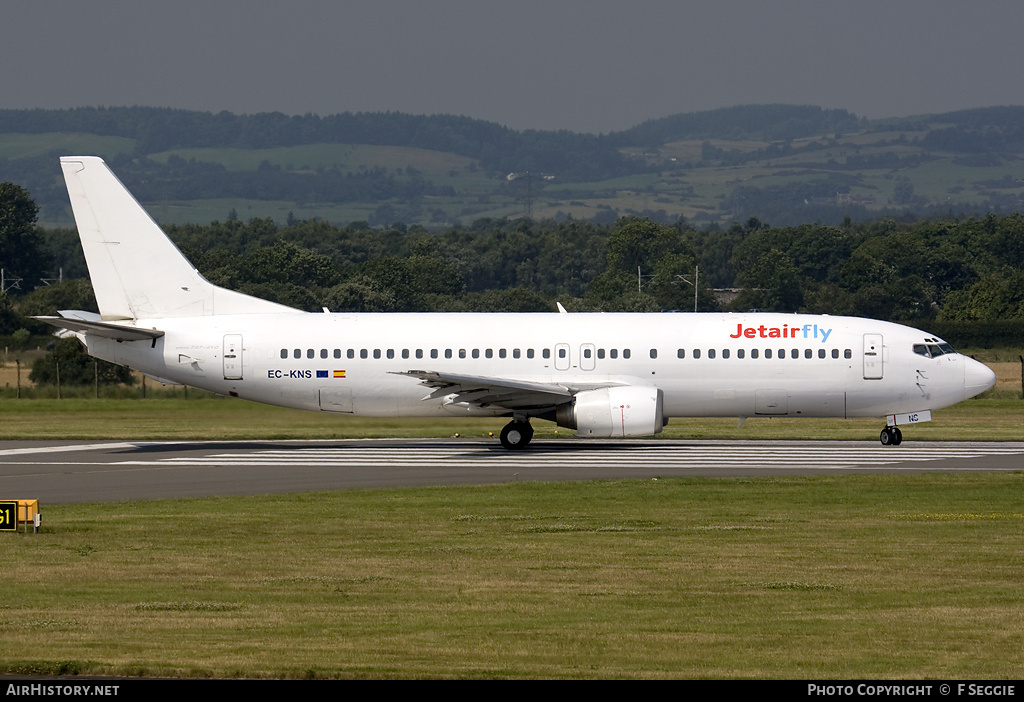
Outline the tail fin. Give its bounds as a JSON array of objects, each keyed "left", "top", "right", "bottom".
[{"left": 61, "top": 157, "right": 301, "bottom": 320}]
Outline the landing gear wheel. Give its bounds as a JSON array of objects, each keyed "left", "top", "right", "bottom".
[
  {"left": 500, "top": 420, "right": 533, "bottom": 450},
  {"left": 880, "top": 427, "right": 903, "bottom": 446}
]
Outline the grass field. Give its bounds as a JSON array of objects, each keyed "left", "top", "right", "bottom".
[
  {"left": 1, "top": 353, "right": 1021, "bottom": 441},
  {"left": 0, "top": 395, "right": 1021, "bottom": 442},
  {"left": 20, "top": 111, "right": 1024, "bottom": 229},
  {"left": 2, "top": 475, "right": 1022, "bottom": 679},
  {"left": 1, "top": 354, "right": 1021, "bottom": 678}
]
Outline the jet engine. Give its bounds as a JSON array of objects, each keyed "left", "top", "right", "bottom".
[{"left": 556, "top": 386, "right": 665, "bottom": 438}]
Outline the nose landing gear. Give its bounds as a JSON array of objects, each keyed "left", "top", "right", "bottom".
[{"left": 879, "top": 426, "right": 903, "bottom": 446}]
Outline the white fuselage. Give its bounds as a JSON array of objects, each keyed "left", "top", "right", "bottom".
[{"left": 84, "top": 311, "right": 990, "bottom": 423}]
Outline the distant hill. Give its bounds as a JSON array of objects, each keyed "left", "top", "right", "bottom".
[{"left": 1, "top": 104, "right": 1022, "bottom": 228}]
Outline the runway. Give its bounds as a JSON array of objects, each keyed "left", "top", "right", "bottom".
[{"left": 2, "top": 438, "right": 1023, "bottom": 504}]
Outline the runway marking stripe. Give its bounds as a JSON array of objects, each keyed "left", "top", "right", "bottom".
[
  {"left": 0, "top": 442, "right": 137, "bottom": 457},
  {"left": 6, "top": 444, "right": 1022, "bottom": 474},
  {"left": 126, "top": 444, "right": 1024, "bottom": 470}
]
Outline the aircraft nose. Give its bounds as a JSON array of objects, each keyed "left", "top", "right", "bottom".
[{"left": 964, "top": 358, "right": 997, "bottom": 400}]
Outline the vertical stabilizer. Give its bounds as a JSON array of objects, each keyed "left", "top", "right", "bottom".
[{"left": 61, "top": 157, "right": 300, "bottom": 320}]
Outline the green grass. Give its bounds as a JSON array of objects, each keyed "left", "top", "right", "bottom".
[
  {"left": 1, "top": 385, "right": 1021, "bottom": 678},
  {"left": 19, "top": 118, "right": 1024, "bottom": 230},
  {"left": 2, "top": 475, "right": 1022, "bottom": 678},
  {"left": 0, "top": 133, "right": 136, "bottom": 160},
  {"left": 0, "top": 395, "right": 1020, "bottom": 441},
  {"left": 142, "top": 198, "right": 379, "bottom": 228}
]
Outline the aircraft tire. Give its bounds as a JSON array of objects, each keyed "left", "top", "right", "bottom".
[
  {"left": 500, "top": 421, "right": 533, "bottom": 450},
  {"left": 880, "top": 427, "right": 902, "bottom": 446}
]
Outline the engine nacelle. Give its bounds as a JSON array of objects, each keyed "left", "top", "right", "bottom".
[{"left": 556, "top": 386, "right": 665, "bottom": 438}]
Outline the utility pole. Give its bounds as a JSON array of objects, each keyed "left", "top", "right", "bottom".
[
  {"left": 675, "top": 266, "right": 700, "bottom": 312},
  {"left": 1, "top": 269, "right": 23, "bottom": 294}
]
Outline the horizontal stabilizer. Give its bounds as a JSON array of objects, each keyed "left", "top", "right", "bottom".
[{"left": 33, "top": 315, "right": 164, "bottom": 342}]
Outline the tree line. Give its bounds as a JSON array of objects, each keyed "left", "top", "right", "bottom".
[{"left": 5, "top": 174, "right": 1024, "bottom": 347}]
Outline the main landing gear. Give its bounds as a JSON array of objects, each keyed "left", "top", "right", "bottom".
[
  {"left": 879, "top": 426, "right": 903, "bottom": 446},
  {"left": 499, "top": 419, "right": 534, "bottom": 450}
]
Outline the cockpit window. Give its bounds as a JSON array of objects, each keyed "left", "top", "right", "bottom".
[{"left": 914, "top": 340, "right": 959, "bottom": 358}]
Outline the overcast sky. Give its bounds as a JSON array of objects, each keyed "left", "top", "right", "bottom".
[{"left": 3, "top": 1, "right": 1022, "bottom": 134}]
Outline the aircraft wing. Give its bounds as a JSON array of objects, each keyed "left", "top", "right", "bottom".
[{"left": 392, "top": 370, "right": 575, "bottom": 410}]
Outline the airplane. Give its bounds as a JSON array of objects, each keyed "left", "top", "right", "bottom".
[{"left": 36, "top": 156, "right": 996, "bottom": 450}]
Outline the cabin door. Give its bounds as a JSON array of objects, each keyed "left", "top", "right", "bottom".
[
  {"left": 223, "top": 334, "right": 243, "bottom": 380},
  {"left": 863, "top": 334, "right": 883, "bottom": 379}
]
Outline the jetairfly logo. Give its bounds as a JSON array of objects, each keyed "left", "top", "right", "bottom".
[{"left": 729, "top": 322, "right": 832, "bottom": 343}]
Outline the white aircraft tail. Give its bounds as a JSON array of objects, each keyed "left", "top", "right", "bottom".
[{"left": 61, "top": 156, "right": 301, "bottom": 320}]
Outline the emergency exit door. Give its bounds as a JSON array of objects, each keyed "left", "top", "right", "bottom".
[{"left": 223, "top": 334, "right": 243, "bottom": 380}]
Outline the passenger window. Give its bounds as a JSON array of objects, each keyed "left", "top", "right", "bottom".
[
  {"left": 610, "top": 349, "right": 618, "bottom": 359},
  {"left": 360, "top": 349, "right": 368, "bottom": 359},
  {"left": 722, "top": 349, "right": 730, "bottom": 359},
  {"left": 818, "top": 349, "right": 825, "bottom": 359},
  {"left": 765, "top": 349, "right": 773, "bottom": 359},
  {"left": 334, "top": 349, "right": 341, "bottom": 359},
  {"left": 459, "top": 349, "right": 467, "bottom": 359},
  {"left": 650, "top": 349, "right": 657, "bottom": 359},
  {"left": 693, "top": 349, "right": 701, "bottom": 359},
  {"left": 751, "top": 349, "right": 759, "bottom": 359},
  {"left": 832, "top": 349, "right": 839, "bottom": 359},
  {"left": 431, "top": 349, "right": 438, "bottom": 359},
  {"left": 416, "top": 349, "right": 423, "bottom": 359},
  {"left": 557, "top": 348, "right": 566, "bottom": 359},
  {"left": 280, "top": 349, "right": 288, "bottom": 359},
  {"left": 844, "top": 349, "right": 852, "bottom": 359},
  {"left": 513, "top": 348, "right": 521, "bottom": 359},
  {"left": 677, "top": 349, "right": 685, "bottom": 359},
  {"left": 347, "top": 349, "right": 355, "bottom": 359},
  {"left": 485, "top": 349, "right": 493, "bottom": 358},
  {"left": 543, "top": 349, "right": 551, "bottom": 359},
  {"left": 527, "top": 349, "right": 535, "bottom": 359},
  {"left": 401, "top": 349, "right": 409, "bottom": 359},
  {"left": 293, "top": 349, "right": 301, "bottom": 359},
  {"left": 737, "top": 349, "right": 745, "bottom": 359},
  {"left": 805, "top": 349, "right": 813, "bottom": 359},
  {"left": 708, "top": 349, "right": 716, "bottom": 359},
  {"left": 583, "top": 348, "right": 592, "bottom": 358},
  {"left": 791, "top": 349, "right": 799, "bottom": 359},
  {"left": 597, "top": 349, "right": 605, "bottom": 359},
  {"left": 445, "top": 349, "right": 453, "bottom": 359},
  {"left": 386, "top": 349, "right": 394, "bottom": 359},
  {"left": 499, "top": 349, "right": 506, "bottom": 358},
  {"left": 373, "top": 349, "right": 381, "bottom": 359},
  {"left": 320, "top": 349, "right": 328, "bottom": 359},
  {"left": 623, "top": 349, "right": 631, "bottom": 359},
  {"left": 307, "top": 349, "right": 314, "bottom": 359}
]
